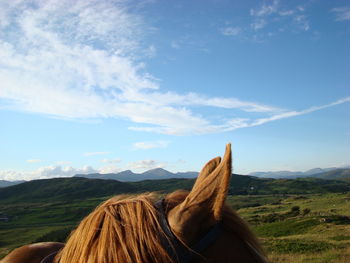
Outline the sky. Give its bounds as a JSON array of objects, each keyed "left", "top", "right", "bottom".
[{"left": 0, "top": 0, "right": 349, "bottom": 181}]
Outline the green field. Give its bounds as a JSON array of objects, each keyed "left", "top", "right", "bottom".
[{"left": 1, "top": 192, "right": 350, "bottom": 262}]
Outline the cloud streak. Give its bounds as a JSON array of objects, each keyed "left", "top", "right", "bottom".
[
  {"left": 247, "top": 0, "right": 310, "bottom": 34},
  {"left": 332, "top": 6, "right": 350, "bottom": 21}
]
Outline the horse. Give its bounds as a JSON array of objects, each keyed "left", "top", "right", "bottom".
[{"left": 1, "top": 144, "right": 268, "bottom": 263}]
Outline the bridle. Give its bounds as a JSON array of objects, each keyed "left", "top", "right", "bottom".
[
  {"left": 155, "top": 199, "right": 269, "bottom": 263},
  {"left": 154, "top": 199, "right": 223, "bottom": 263}
]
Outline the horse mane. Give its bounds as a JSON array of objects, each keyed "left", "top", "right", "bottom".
[
  {"left": 55, "top": 191, "right": 264, "bottom": 263},
  {"left": 54, "top": 194, "right": 175, "bottom": 263}
]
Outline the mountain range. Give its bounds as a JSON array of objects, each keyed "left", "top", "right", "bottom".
[
  {"left": 1, "top": 167, "right": 349, "bottom": 188},
  {"left": 249, "top": 167, "right": 350, "bottom": 179},
  {"left": 74, "top": 168, "right": 199, "bottom": 182}
]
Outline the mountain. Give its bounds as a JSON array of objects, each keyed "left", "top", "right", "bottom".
[
  {"left": 249, "top": 171, "right": 304, "bottom": 178},
  {"left": 249, "top": 167, "right": 350, "bottom": 179},
  {"left": 0, "top": 180, "right": 25, "bottom": 188},
  {"left": 75, "top": 168, "right": 199, "bottom": 182},
  {"left": 309, "top": 169, "right": 350, "bottom": 181}
]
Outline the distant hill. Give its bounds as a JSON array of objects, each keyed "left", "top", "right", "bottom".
[
  {"left": 249, "top": 168, "right": 350, "bottom": 179},
  {"left": 0, "top": 177, "right": 136, "bottom": 202},
  {"left": 0, "top": 180, "right": 25, "bottom": 188},
  {"left": 75, "top": 168, "right": 199, "bottom": 182},
  {"left": 0, "top": 174, "right": 349, "bottom": 203},
  {"left": 309, "top": 169, "right": 350, "bottom": 181}
]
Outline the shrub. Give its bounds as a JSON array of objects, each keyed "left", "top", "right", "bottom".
[{"left": 302, "top": 208, "right": 311, "bottom": 216}]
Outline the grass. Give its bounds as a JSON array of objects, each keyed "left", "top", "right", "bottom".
[
  {"left": 254, "top": 218, "right": 320, "bottom": 237},
  {"left": 264, "top": 239, "right": 338, "bottom": 253}
]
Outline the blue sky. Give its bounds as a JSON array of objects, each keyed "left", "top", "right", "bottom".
[{"left": 0, "top": 0, "right": 349, "bottom": 181}]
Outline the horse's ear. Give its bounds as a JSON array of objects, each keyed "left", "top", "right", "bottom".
[{"left": 167, "top": 144, "right": 232, "bottom": 244}]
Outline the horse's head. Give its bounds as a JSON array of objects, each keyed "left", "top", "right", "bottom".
[{"left": 55, "top": 144, "right": 267, "bottom": 263}]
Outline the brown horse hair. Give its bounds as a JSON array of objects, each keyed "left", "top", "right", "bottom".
[
  {"left": 55, "top": 191, "right": 264, "bottom": 263},
  {"left": 54, "top": 194, "right": 175, "bottom": 263},
  {"left": 164, "top": 190, "right": 265, "bottom": 258}
]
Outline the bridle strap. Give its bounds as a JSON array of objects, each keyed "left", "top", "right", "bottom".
[{"left": 155, "top": 199, "right": 222, "bottom": 263}]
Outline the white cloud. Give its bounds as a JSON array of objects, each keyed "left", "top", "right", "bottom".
[
  {"left": 332, "top": 6, "right": 350, "bottom": 21},
  {"left": 293, "top": 15, "right": 310, "bottom": 31},
  {"left": 0, "top": 165, "right": 97, "bottom": 181},
  {"left": 0, "top": 0, "right": 287, "bottom": 136},
  {"left": 133, "top": 140, "right": 170, "bottom": 150},
  {"left": 127, "top": 160, "right": 165, "bottom": 170},
  {"left": 248, "top": 1, "right": 310, "bottom": 34},
  {"left": 220, "top": 27, "right": 242, "bottom": 36},
  {"left": 26, "top": 159, "right": 42, "bottom": 163},
  {"left": 130, "top": 97, "right": 350, "bottom": 135},
  {"left": 250, "top": 0, "right": 279, "bottom": 17},
  {"left": 99, "top": 165, "right": 122, "bottom": 174},
  {"left": 279, "top": 10, "right": 294, "bottom": 16},
  {"left": 247, "top": 97, "right": 350, "bottom": 128},
  {"left": 251, "top": 19, "right": 267, "bottom": 30}
]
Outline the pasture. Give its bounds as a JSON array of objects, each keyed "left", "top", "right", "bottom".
[{"left": 1, "top": 192, "right": 349, "bottom": 262}]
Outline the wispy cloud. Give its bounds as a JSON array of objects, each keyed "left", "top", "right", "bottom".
[
  {"left": 251, "top": 19, "right": 267, "bottom": 31},
  {"left": 250, "top": 0, "right": 279, "bottom": 17},
  {"left": 84, "top": 152, "right": 111, "bottom": 157},
  {"left": 332, "top": 6, "right": 350, "bottom": 21},
  {"left": 0, "top": 0, "right": 348, "bottom": 136},
  {"left": 0, "top": 0, "right": 285, "bottom": 136},
  {"left": 130, "top": 97, "right": 350, "bottom": 135},
  {"left": 220, "top": 27, "right": 242, "bottom": 36},
  {"left": 133, "top": 141, "right": 170, "bottom": 150},
  {"left": 293, "top": 15, "right": 310, "bottom": 31},
  {"left": 248, "top": 0, "right": 309, "bottom": 34}
]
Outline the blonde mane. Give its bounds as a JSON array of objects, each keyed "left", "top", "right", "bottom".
[
  {"left": 54, "top": 194, "right": 175, "bottom": 263},
  {"left": 55, "top": 191, "right": 264, "bottom": 263}
]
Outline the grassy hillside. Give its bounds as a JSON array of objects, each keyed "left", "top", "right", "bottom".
[
  {"left": 311, "top": 169, "right": 350, "bottom": 181},
  {"left": 1, "top": 175, "right": 349, "bottom": 203},
  {"left": 236, "top": 193, "right": 350, "bottom": 262},
  {"left": 0, "top": 177, "right": 136, "bottom": 202}
]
